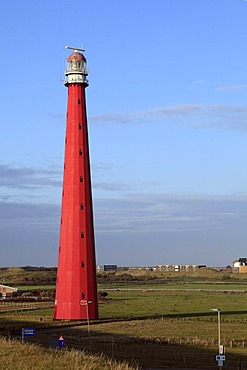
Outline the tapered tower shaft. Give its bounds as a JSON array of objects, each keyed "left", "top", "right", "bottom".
[{"left": 54, "top": 49, "right": 98, "bottom": 320}]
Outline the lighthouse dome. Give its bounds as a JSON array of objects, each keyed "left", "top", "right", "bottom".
[
  {"left": 68, "top": 52, "right": 86, "bottom": 62},
  {"left": 65, "top": 50, "right": 88, "bottom": 86}
]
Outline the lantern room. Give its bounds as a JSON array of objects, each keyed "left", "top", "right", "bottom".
[{"left": 65, "top": 51, "right": 88, "bottom": 86}]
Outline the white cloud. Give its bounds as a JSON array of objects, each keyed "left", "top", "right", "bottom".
[
  {"left": 89, "top": 104, "right": 247, "bottom": 133},
  {"left": 216, "top": 84, "right": 247, "bottom": 92},
  {"left": 0, "top": 164, "right": 62, "bottom": 189},
  {"left": 93, "top": 182, "right": 131, "bottom": 192},
  {"left": 1, "top": 192, "right": 246, "bottom": 266},
  {"left": 94, "top": 193, "right": 247, "bottom": 234},
  {"left": 0, "top": 200, "right": 60, "bottom": 231}
]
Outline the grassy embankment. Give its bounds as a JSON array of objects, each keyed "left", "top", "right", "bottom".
[
  {"left": 0, "top": 337, "right": 138, "bottom": 370},
  {"left": 0, "top": 266, "right": 56, "bottom": 288}
]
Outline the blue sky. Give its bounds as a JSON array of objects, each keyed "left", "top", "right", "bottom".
[{"left": 0, "top": 0, "right": 247, "bottom": 267}]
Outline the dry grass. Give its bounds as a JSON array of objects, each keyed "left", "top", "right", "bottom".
[
  {"left": 62, "top": 317, "right": 247, "bottom": 344},
  {"left": 0, "top": 337, "right": 138, "bottom": 370}
]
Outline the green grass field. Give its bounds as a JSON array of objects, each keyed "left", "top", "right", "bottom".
[
  {"left": 99, "top": 281, "right": 247, "bottom": 290},
  {"left": 3, "top": 270, "right": 247, "bottom": 368},
  {"left": 15, "top": 285, "right": 55, "bottom": 290},
  {"left": 99, "top": 288, "right": 247, "bottom": 321},
  {"left": 3, "top": 285, "right": 247, "bottom": 337}
]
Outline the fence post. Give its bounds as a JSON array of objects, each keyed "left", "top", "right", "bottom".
[{"left": 238, "top": 359, "right": 242, "bottom": 370}]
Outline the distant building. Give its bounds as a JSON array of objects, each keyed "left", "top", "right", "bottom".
[
  {"left": 128, "top": 266, "right": 154, "bottom": 271},
  {"left": 156, "top": 264, "right": 206, "bottom": 272},
  {"left": 233, "top": 258, "right": 247, "bottom": 273},
  {"left": 225, "top": 265, "right": 233, "bottom": 273},
  {"left": 97, "top": 264, "right": 118, "bottom": 272},
  {"left": 0, "top": 284, "right": 18, "bottom": 299}
]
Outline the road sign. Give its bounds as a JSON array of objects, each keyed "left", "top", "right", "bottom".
[
  {"left": 21, "top": 328, "right": 36, "bottom": 343},
  {"left": 58, "top": 335, "right": 64, "bottom": 349},
  {"left": 216, "top": 355, "right": 225, "bottom": 361},
  {"left": 80, "top": 300, "right": 92, "bottom": 305},
  {"left": 219, "top": 345, "right": 225, "bottom": 354},
  {"left": 23, "top": 328, "right": 36, "bottom": 336}
]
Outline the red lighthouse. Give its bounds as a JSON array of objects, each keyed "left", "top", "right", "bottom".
[{"left": 54, "top": 46, "right": 98, "bottom": 320}]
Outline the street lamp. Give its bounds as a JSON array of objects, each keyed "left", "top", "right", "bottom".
[
  {"left": 211, "top": 308, "right": 221, "bottom": 353},
  {"left": 85, "top": 300, "right": 92, "bottom": 339},
  {"left": 211, "top": 308, "right": 225, "bottom": 369},
  {"left": 80, "top": 299, "right": 93, "bottom": 350},
  {"left": 211, "top": 308, "right": 226, "bottom": 369}
]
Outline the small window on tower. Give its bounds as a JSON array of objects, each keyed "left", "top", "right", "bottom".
[
  {"left": 81, "top": 292, "right": 85, "bottom": 299},
  {"left": 80, "top": 176, "right": 83, "bottom": 182},
  {"left": 78, "top": 98, "right": 81, "bottom": 104},
  {"left": 81, "top": 261, "right": 84, "bottom": 268},
  {"left": 79, "top": 149, "right": 83, "bottom": 155},
  {"left": 80, "top": 204, "right": 84, "bottom": 210},
  {"left": 79, "top": 123, "right": 82, "bottom": 129},
  {"left": 81, "top": 232, "right": 84, "bottom": 238}
]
